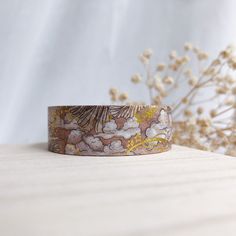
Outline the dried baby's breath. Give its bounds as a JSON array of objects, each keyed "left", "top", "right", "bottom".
[
  {"left": 109, "top": 44, "right": 236, "bottom": 156},
  {"left": 169, "top": 50, "right": 177, "bottom": 60},
  {"left": 184, "top": 109, "right": 192, "bottom": 117},
  {"left": 181, "top": 97, "right": 189, "bottom": 104},
  {"left": 156, "top": 63, "right": 166, "bottom": 71},
  {"left": 163, "top": 76, "right": 174, "bottom": 85},
  {"left": 197, "top": 51, "right": 209, "bottom": 60},
  {"left": 224, "top": 97, "right": 234, "bottom": 106},
  {"left": 184, "top": 69, "right": 193, "bottom": 78},
  {"left": 210, "top": 109, "right": 217, "bottom": 118},
  {"left": 142, "top": 48, "right": 153, "bottom": 59},
  {"left": 197, "top": 107, "right": 204, "bottom": 115},
  {"left": 184, "top": 42, "right": 193, "bottom": 51},
  {"left": 181, "top": 55, "right": 190, "bottom": 64},
  {"left": 188, "top": 76, "right": 198, "bottom": 86},
  {"left": 119, "top": 92, "right": 128, "bottom": 101},
  {"left": 109, "top": 88, "right": 119, "bottom": 102},
  {"left": 232, "top": 86, "right": 236, "bottom": 95},
  {"left": 131, "top": 73, "right": 142, "bottom": 84},
  {"left": 139, "top": 54, "right": 149, "bottom": 65}
]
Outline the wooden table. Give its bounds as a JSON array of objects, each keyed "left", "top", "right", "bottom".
[{"left": 1, "top": 143, "right": 236, "bottom": 236}]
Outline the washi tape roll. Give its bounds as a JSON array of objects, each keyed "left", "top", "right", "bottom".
[{"left": 48, "top": 105, "right": 172, "bottom": 156}]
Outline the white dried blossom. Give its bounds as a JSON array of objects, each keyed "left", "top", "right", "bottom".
[
  {"left": 156, "top": 63, "right": 166, "bottom": 71},
  {"left": 203, "top": 67, "right": 215, "bottom": 76},
  {"left": 232, "top": 86, "right": 236, "bottom": 95},
  {"left": 169, "top": 63, "right": 178, "bottom": 71},
  {"left": 225, "top": 74, "right": 235, "bottom": 84},
  {"left": 224, "top": 97, "right": 235, "bottom": 106},
  {"left": 216, "top": 87, "right": 229, "bottom": 94},
  {"left": 210, "top": 109, "right": 217, "bottom": 118},
  {"left": 119, "top": 93, "right": 128, "bottom": 101},
  {"left": 139, "top": 54, "right": 149, "bottom": 65},
  {"left": 181, "top": 97, "right": 189, "bottom": 104},
  {"left": 169, "top": 50, "right": 177, "bottom": 60},
  {"left": 146, "top": 78, "right": 154, "bottom": 88},
  {"left": 220, "top": 44, "right": 235, "bottom": 59},
  {"left": 153, "top": 95, "right": 161, "bottom": 105},
  {"left": 193, "top": 47, "right": 200, "bottom": 54},
  {"left": 211, "top": 59, "right": 221, "bottom": 66},
  {"left": 184, "top": 42, "right": 193, "bottom": 51},
  {"left": 228, "top": 57, "right": 236, "bottom": 70},
  {"left": 163, "top": 76, "right": 174, "bottom": 85},
  {"left": 188, "top": 76, "right": 198, "bottom": 86},
  {"left": 197, "top": 51, "right": 209, "bottom": 60},
  {"left": 184, "top": 69, "right": 193, "bottom": 78},
  {"left": 188, "top": 117, "right": 197, "bottom": 125},
  {"left": 227, "top": 44, "right": 236, "bottom": 52},
  {"left": 184, "top": 109, "right": 193, "bottom": 117},
  {"left": 143, "top": 48, "right": 153, "bottom": 59},
  {"left": 215, "top": 76, "right": 224, "bottom": 83},
  {"left": 181, "top": 55, "right": 190, "bottom": 64},
  {"left": 131, "top": 73, "right": 142, "bottom": 84},
  {"left": 154, "top": 77, "right": 166, "bottom": 96},
  {"left": 175, "top": 57, "right": 183, "bottom": 66},
  {"left": 109, "top": 88, "right": 119, "bottom": 101},
  {"left": 197, "top": 107, "right": 204, "bottom": 115},
  {"left": 109, "top": 88, "right": 118, "bottom": 96}
]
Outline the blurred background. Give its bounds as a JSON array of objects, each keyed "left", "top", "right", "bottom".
[{"left": 0, "top": 0, "right": 236, "bottom": 143}]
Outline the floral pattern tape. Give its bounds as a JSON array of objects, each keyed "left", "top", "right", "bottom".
[{"left": 48, "top": 105, "right": 173, "bottom": 156}]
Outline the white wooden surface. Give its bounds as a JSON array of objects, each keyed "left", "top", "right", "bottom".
[{"left": 1, "top": 144, "right": 236, "bottom": 236}]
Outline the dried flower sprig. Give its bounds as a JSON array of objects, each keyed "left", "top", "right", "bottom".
[{"left": 109, "top": 43, "right": 236, "bottom": 156}]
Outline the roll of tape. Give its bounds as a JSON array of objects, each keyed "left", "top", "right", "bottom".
[{"left": 48, "top": 105, "right": 172, "bottom": 156}]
